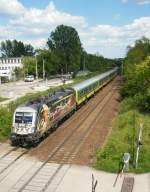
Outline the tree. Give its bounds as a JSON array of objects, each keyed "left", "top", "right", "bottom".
[
  {"left": 35, "top": 49, "right": 60, "bottom": 76},
  {"left": 47, "top": 25, "right": 82, "bottom": 74},
  {"left": 82, "top": 52, "right": 115, "bottom": 73},
  {"left": 125, "top": 37, "right": 150, "bottom": 65},
  {"left": 0, "top": 40, "right": 34, "bottom": 57},
  {"left": 14, "top": 67, "right": 24, "bottom": 80},
  {"left": 122, "top": 37, "right": 150, "bottom": 111},
  {"left": 22, "top": 57, "right": 36, "bottom": 76}
]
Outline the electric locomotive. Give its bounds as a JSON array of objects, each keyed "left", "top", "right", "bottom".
[{"left": 11, "top": 89, "right": 76, "bottom": 146}]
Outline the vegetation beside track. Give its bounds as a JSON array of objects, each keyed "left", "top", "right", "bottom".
[
  {"left": 0, "top": 96, "right": 8, "bottom": 102},
  {"left": 95, "top": 97, "right": 150, "bottom": 173},
  {"left": 0, "top": 72, "right": 99, "bottom": 140}
]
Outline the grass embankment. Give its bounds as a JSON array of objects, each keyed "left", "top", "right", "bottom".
[
  {"left": 0, "top": 73, "right": 97, "bottom": 140},
  {"left": 0, "top": 96, "right": 8, "bottom": 102},
  {"left": 95, "top": 98, "right": 150, "bottom": 173}
]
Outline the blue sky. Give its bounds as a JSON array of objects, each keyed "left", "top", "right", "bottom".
[
  {"left": 0, "top": 0, "right": 150, "bottom": 58},
  {"left": 20, "top": 0, "right": 150, "bottom": 25}
]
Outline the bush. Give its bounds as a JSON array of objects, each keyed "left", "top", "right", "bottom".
[{"left": 95, "top": 98, "right": 150, "bottom": 173}]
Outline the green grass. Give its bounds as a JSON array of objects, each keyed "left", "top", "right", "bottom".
[
  {"left": 0, "top": 96, "right": 8, "bottom": 102},
  {"left": 95, "top": 98, "right": 150, "bottom": 173}
]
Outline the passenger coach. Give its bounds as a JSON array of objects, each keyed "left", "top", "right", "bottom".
[{"left": 71, "top": 67, "right": 118, "bottom": 106}]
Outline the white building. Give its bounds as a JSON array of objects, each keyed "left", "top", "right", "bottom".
[{"left": 0, "top": 57, "right": 23, "bottom": 81}]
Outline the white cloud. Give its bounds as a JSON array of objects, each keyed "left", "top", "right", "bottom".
[
  {"left": 80, "top": 17, "right": 150, "bottom": 58},
  {"left": 7, "top": 1, "right": 87, "bottom": 36},
  {"left": 24, "top": 38, "right": 46, "bottom": 48},
  {"left": 0, "top": 0, "right": 25, "bottom": 17},
  {"left": 136, "top": 0, "right": 150, "bottom": 4},
  {"left": 122, "top": 0, "right": 150, "bottom": 5},
  {"left": 0, "top": 26, "right": 14, "bottom": 39}
]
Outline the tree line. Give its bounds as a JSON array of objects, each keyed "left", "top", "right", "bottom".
[
  {"left": 0, "top": 25, "right": 117, "bottom": 77},
  {"left": 122, "top": 37, "right": 150, "bottom": 111}
]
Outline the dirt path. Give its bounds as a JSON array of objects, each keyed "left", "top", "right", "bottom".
[{"left": 28, "top": 76, "right": 121, "bottom": 166}]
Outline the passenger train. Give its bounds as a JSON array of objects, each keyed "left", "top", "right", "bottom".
[{"left": 10, "top": 67, "right": 118, "bottom": 146}]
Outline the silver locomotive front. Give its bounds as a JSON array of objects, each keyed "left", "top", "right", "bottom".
[{"left": 10, "top": 106, "right": 39, "bottom": 145}]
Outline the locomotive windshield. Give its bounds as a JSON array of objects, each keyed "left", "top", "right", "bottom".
[{"left": 15, "top": 112, "right": 33, "bottom": 124}]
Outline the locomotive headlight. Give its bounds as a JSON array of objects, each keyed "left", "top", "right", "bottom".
[
  {"left": 31, "top": 126, "right": 35, "bottom": 133},
  {"left": 11, "top": 126, "right": 15, "bottom": 133}
]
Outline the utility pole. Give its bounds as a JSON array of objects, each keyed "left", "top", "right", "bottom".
[
  {"left": 121, "top": 61, "right": 124, "bottom": 75},
  {"left": 35, "top": 54, "right": 38, "bottom": 79},
  {"left": 43, "top": 58, "right": 45, "bottom": 80},
  {"left": 83, "top": 52, "right": 85, "bottom": 71},
  {"left": 65, "top": 62, "right": 67, "bottom": 74},
  {"left": 135, "top": 123, "right": 143, "bottom": 168}
]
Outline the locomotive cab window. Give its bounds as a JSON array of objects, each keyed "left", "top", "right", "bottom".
[{"left": 15, "top": 112, "right": 33, "bottom": 124}]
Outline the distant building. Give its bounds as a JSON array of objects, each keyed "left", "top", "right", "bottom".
[{"left": 0, "top": 57, "right": 23, "bottom": 80}]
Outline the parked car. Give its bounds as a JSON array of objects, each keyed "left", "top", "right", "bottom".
[{"left": 24, "top": 75, "right": 34, "bottom": 82}]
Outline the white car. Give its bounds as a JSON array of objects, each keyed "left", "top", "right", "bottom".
[{"left": 24, "top": 75, "right": 34, "bottom": 82}]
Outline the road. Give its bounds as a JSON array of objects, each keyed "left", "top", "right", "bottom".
[{"left": 0, "top": 78, "right": 72, "bottom": 104}]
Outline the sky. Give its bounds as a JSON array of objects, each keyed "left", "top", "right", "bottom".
[{"left": 0, "top": 0, "right": 150, "bottom": 58}]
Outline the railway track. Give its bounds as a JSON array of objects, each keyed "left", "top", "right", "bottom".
[
  {"left": 9, "top": 79, "right": 118, "bottom": 192},
  {"left": 0, "top": 147, "right": 18, "bottom": 160},
  {"left": 0, "top": 146, "right": 29, "bottom": 183}
]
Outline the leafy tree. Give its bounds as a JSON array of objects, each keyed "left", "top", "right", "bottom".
[
  {"left": 0, "top": 40, "right": 34, "bottom": 57},
  {"left": 83, "top": 52, "right": 115, "bottom": 73},
  {"left": 47, "top": 25, "right": 82, "bottom": 74},
  {"left": 14, "top": 67, "right": 24, "bottom": 80},
  {"left": 35, "top": 49, "right": 60, "bottom": 76},
  {"left": 125, "top": 37, "right": 150, "bottom": 65},
  {"left": 22, "top": 57, "right": 36, "bottom": 76},
  {"left": 122, "top": 37, "right": 150, "bottom": 111}
]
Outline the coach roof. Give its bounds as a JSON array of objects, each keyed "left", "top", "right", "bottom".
[{"left": 72, "top": 68, "right": 117, "bottom": 91}]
